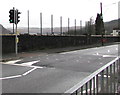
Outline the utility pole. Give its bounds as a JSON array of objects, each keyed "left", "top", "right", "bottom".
[
  {"left": 40, "top": 12, "right": 42, "bottom": 35},
  {"left": 118, "top": 1, "right": 120, "bottom": 29},
  {"left": 60, "top": 16, "right": 62, "bottom": 35},
  {"left": 74, "top": 19, "right": 76, "bottom": 35},
  {"left": 100, "top": 2, "right": 104, "bottom": 46},
  {"left": 28, "top": 10, "right": 29, "bottom": 34},
  {"left": 68, "top": 18, "right": 70, "bottom": 35},
  {"left": 51, "top": 14, "right": 54, "bottom": 35},
  {"left": 80, "top": 20, "right": 82, "bottom": 35},
  {"left": 100, "top": 2, "right": 103, "bottom": 16}
]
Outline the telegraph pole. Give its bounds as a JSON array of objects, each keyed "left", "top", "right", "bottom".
[
  {"left": 100, "top": 2, "right": 103, "bottom": 16},
  {"left": 74, "top": 19, "right": 76, "bottom": 35},
  {"left": 68, "top": 18, "right": 70, "bottom": 35},
  {"left": 40, "top": 12, "right": 42, "bottom": 35},
  {"left": 80, "top": 20, "right": 82, "bottom": 35},
  {"left": 60, "top": 16, "right": 62, "bottom": 35},
  {"left": 28, "top": 10, "right": 29, "bottom": 34},
  {"left": 100, "top": 2, "right": 104, "bottom": 46},
  {"left": 51, "top": 14, "right": 54, "bottom": 35},
  {"left": 118, "top": 2, "right": 120, "bottom": 29}
]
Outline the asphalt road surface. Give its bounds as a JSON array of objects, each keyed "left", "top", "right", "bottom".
[{"left": 1, "top": 44, "right": 119, "bottom": 93}]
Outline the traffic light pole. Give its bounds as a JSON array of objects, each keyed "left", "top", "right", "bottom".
[
  {"left": 9, "top": 8, "right": 21, "bottom": 55},
  {"left": 15, "top": 23, "right": 18, "bottom": 55},
  {"left": 15, "top": 9, "right": 18, "bottom": 55},
  {"left": 13, "top": 7, "right": 15, "bottom": 34}
]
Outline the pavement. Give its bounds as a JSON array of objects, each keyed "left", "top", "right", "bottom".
[{"left": 1, "top": 42, "right": 118, "bottom": 62}]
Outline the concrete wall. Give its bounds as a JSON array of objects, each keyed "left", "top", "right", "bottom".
[{"left": 2, "top": 35, "right": 119, "bottom": 54}]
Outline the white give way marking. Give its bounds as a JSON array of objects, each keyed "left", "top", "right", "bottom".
[
  {"left": 0, "top": 67, "right": 39, "bottom": 80},
  {"left": 22, "top": 60, "right": 40, "bottom": 66},
  {"left": 1, "top": 60, "right": 42, "bottom": 80},
  {"left": 5, "top": 59, "right": 22, "bottom": 64}
]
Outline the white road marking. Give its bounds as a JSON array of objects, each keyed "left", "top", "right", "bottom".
[
  {"left": 93, "top": 53, "right": 117, "bottom": 58},
  {"left": 22, "top": 60, "right": 40, "bottom": 66},
  {"left": 0, "top": 75, "right": 22, "bottom": 80},
  {"left": 98, "top": 74, "right": 110, "bottom": 78},
  {"left": 22, "top": 67, "right": 37, "bottom": 76},
  {"left": 3, "top": 62, "right": 44, "bottom": 69},
  {"left": 60, "top": 51, "right": 77, "bottom": 54},
  {"left": 46, "top": 57, "right": 49, "bottom": 60},
  {"left": 93, "top": 53, "right": 101, "bottom": 56},
  {"left": 102, "top": 55, "right": 117, "bottom": 58},
  {"left": 100, "top": 63, "right": 103, "bottom": 64},
  {"left": 0, "top": 66, "right": 43, "bottom": 80},
  {"left": 96, "top": 52, "right": 99, "bottom": 55},
  {"left": 5, "top": 59, "right": 22, "bottom": 64},
  {"left": 108, "top": 50, "right": 110, "bottom": 52},
  {"left": 29, "top": 65, "right": 43, "bottom": 68}
]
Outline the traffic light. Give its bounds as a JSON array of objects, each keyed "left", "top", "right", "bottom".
[
  {"left": 16, "top": 10, "right": 21, "bottom": 24},
  {"left": 9, "top": 9, "right": 15, "bottom": 23}
]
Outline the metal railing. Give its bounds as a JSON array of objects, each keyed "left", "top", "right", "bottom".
[{"left": 64, "top": 57, "right": 120, "bottom": 94}]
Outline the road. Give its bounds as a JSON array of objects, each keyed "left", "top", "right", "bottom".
[{"left": 1, "top": 44, "right": 119, "bottom": 93}]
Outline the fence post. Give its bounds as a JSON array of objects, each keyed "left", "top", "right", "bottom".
[
  {"left": 110, "top": 65, "right": 112, "bottom": 93},
  {"left": 118, "top": 58, "right": 120, "bottom": 93},
  {"left": 81, "top": 86, "right": 83, "bottom": 95},
  {"left": 106, "top": 67, "right": 109, "bottom": 93},
  {"left": 96, "top": 75, "right": 99, "bottom": 94},
  {"left": 100, "top": 70, "right": 104, "bottom": 93},
  {"left": 86, "top": 82, "right": 88, "bottom": 95}
]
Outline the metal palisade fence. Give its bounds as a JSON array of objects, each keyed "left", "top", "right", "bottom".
[{"left": 64, "top": 56, "right": 120, "bottom": 94}]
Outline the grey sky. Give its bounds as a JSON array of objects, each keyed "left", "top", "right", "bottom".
[{"left": 0, "top": 0, "right": 119, "bottom": 28}]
